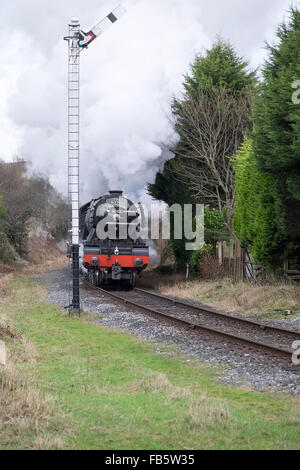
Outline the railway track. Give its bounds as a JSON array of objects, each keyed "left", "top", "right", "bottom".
[{"left": 85, "top": 281, "right": 300, "bottom": 364}]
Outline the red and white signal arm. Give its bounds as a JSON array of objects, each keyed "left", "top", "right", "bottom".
[{"left": 78, "top": 5, "right": 126, "bottom": 48}]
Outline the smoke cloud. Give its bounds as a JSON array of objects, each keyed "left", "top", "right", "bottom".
[{"left": 0, "top": 0, "right": 291, "bottom": 205}]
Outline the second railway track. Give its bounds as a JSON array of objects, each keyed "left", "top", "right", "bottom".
[{"left": 85, "top": 281, "right": 300, "bottom": 364}]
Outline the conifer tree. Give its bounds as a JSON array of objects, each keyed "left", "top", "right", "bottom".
[
  {"left": 252, "top": 8, "right": 300, "bottom": 261},
  {"left": 148, "top": 40, "right": 255, "bottom": 265}
]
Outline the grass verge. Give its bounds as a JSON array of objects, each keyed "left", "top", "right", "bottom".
[
  {"left": 0, "top": 272, "right": 299, "bottom": 449},
  {"left": 155, "top": 278, "right": 300, "bottom": 319}
]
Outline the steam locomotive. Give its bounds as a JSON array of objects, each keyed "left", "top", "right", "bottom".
[{"left": 79, "top": 191, "right": 149, "bottom": 288}]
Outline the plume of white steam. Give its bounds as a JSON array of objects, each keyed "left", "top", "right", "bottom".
[
  {"left": 0, "top": 0, "right": 291, "bottom": 205},
  {"left": 4, "top": 0, "right": 210, "bottom": 205},
  {"left": 148, "top": 241, "right": 161, "bottom": 266}
]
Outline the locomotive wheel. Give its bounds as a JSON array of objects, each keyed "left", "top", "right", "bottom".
[
  {"left": 95, "top": 270, "right": 100, "bottom": 287},
  {"left": 129, "top": 270, "right": 136, "bottom": 289},
  {"left": 89, "top": 270, "right": 96, "bottom": 286}
]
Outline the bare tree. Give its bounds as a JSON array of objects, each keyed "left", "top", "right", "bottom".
[
  {"left": 0, "top": 160, "right": 70, "bottom": 256},
  {"left": 171, "top": 86, "right": 252, "bottom": 233}
]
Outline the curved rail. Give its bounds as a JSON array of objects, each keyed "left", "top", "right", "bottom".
[
  {"left": 85, "top": 281, "right": 300, "bottom": 363},
  {"left": 135, "top": 288, "right": 300, "bottom": 340}
]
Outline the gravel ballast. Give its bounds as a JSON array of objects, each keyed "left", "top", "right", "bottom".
[{"left": 41, "top": 268, "right": 300, "bottom": 395}]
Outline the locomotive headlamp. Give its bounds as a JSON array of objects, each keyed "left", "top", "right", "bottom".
[
  {"left": 135, "top": 258, "right": 144, "bottom": 268},
  {"left": 91, "top": 257, "right": 99, "bottom": 266}
]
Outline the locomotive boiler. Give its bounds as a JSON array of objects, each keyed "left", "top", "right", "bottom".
[{"left": 79, "top": 191, "right": 149, "bottom": 288}]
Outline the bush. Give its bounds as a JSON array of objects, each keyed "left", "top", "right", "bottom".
[
  {"left": 200, "top": 250, "right": 224, "bottom": 280},
  {"left": 190, "top": 244, "right": 224, "bottom": 279},
  {"left": 0, "top": 232, "right": 17, "bottom": 264},
  {"left": 204, "top": 206, "right": 228, "bottom": 246},
  {"left": 0, "top": 161, "right": 70, "bottom": 260},
  {"left": 233, "top": 140, "right": 285, "bottom": 272},
  {"left": 190, "top": 250, "right": 202, "bottom": 273},
  {"left": 0, "top": 196, "right": 16, "bottom": 263}
]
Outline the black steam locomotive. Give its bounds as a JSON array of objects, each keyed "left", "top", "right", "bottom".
[{"left": 79, "top": 191, "right": 149, "bottom": 288}]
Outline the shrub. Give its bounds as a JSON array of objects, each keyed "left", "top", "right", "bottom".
[
  {"left": 190, "top": 244, "right": 223, "bottom": 279},
  {"left": 233, "top": 140, "right": 285, "bottom": 272},
  {"left": 0, "top": 232, "right": 17, "bottom": 264}
]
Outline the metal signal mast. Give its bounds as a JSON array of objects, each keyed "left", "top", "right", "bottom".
[{"left": 64, "top": 5, "right": 126, "bottom": 314}]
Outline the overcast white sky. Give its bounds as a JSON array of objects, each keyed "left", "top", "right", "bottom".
[{"left": 0, "top": 0, "right": 292, "bottom": 203}]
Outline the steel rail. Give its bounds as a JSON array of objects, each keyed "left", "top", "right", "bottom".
[
  {"left": 135, "top": 288, "right": 300, "bottom": 340},
  {"left": 85, "top": 282, "right": 297, "bottom": 361}
]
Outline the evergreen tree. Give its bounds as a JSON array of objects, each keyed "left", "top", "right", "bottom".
[
  {"left": 183, "top": 40, "right": 256, "bottom": 97},
  {"left": 233, "top": 140, "right": 285, "bottom": 271},
  {"left": 253, "top": 7, "right": 300, "bottom": 259},
  {"left": 148, "top": 40, "right": 255, "bottom": 266},
  {"left": 147, "top": 160, "right": 192, "bottom": 267},
  {"left": 149, "top": 39, "right": 255, "bottom": 207}
]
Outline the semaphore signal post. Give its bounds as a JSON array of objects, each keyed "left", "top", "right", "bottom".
[{"left": 64, "top": 5, "right": 126, "bottom": 314}]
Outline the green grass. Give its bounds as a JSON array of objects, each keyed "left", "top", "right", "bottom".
[{"left": 0, "top": 275, "right": 300, "bottom": 450}]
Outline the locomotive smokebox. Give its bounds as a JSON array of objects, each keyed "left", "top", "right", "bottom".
[{"left": 79, "top": 190, "right": 149, "bottom": 288}]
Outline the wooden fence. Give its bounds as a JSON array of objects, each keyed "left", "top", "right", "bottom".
[
  {"left": 284, "top": 255, "right": 300, "bottom": 281},
  {"left": 217, "top": 240, "right": 300, "bottom": 282},
  {"left": 216, "top": 240, "right": 244, "bottom": 281}
]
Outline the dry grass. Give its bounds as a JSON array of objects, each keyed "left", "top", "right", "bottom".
[
  {"left": 0, "top": 237, "right": 67, "bottom": 278},
  {"left": 186, "top": 395, "right": 230, "bottom": 430},
  {"left": 0, "top": 324, "right": 21, "bottom": 340},
  {"left": 0, "top": 335, "right": 65, "bottom": 450},
  {"left": 0, "top": 271, "right": 17, "bottom": 299},
  {"left": 130, "top": 372, "right": 173, "bottom": 394},
  {"left": 26, "top": 238, "right": 64, "bottom": 265},
  {"left": 0, "top": 248, "right": 67, "bottom": 306},
  {"left": 0, "top": 363, "right": 63, "bottom": 449},
  {"left": 139, "top": 271, "right": 186, "bottom": 290},
  {"left": 0, "top": 284, "right": 61, "bottom": 449},
  {"left": 129, "top": 371, "right": 231, "bottom": 430},
  {"left": 0, "top": 250, "right": 69, "bottom": 449},
  {"left": 33, "top": 435, "right": 64, "bottom": 450},
  {"left": 159, "top": 278, "right": 300, "bottom": 316},
  {"left": 0, "top": 262, "right": 16, "bottom": 275},
  {"left": 130, "top": 372, "right": 189, "bottom": 401}
]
